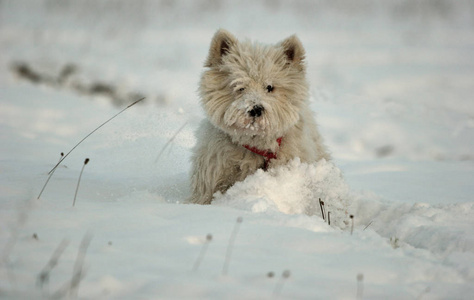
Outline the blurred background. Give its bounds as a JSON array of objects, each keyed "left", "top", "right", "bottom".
[{"left": 1, "top": 0, "right": 473, "bottom": 162}]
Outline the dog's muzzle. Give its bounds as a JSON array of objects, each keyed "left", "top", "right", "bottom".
[{"left": 248, "top": 105, "right": 264, "bottom": 118}]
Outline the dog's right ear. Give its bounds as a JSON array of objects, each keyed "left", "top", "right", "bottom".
[{"left": 205, "top": 29, "right": 238, "bottom": 68}]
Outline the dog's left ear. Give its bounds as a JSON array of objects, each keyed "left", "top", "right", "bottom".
[{"left": 280, "top": 35, "right": 306, "bottom": 70}]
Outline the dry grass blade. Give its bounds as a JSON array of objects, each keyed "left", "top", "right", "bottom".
[
  {"left": 192, "top": 234, "right": 213, "bottom": 271},
  {"left": 1, "top": 199, "right": 32, "bottom": 267},
  {"left": 350, "top": 215, "right": 355, "bottom": 235},
  {"left": 273, "top": 270, "right": 291, "bottom": 298},
  {"left": 52, "top": 233, "right": 93, "bottom": 299},
  {"left": 37, "top": 239, "right": 70, "bottom": 289},
  {"left": 363, "top": 220, "right": 373, "bottom": 231},
  {"left": 48, "top": 97, "right": 145, "bottom": 175},
  {"left": 222, "top": 217, "right": 243, "bottom": 276},
  {"left": 155, "top": 122, "right": 188, "bottom": 163},
  {"left": 356, "top": 273, "right": 364, "bottom": 300},
  {"left": 37, "top": 152, "right": 63, "bottom": 199},
  {"left": 319, "top": 198, "right": 325, "bottom": 221},
  {"left": 73, "top": 158, "right": 89, "bottom": 207}
]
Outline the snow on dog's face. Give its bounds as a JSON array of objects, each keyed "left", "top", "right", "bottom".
[{"left": 200, "top": 29, "right": 309, "bottom": 139}]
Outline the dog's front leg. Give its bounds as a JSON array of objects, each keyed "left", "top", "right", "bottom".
[{"left": 190, "top": 143, "right": 237, "bottom": 204}]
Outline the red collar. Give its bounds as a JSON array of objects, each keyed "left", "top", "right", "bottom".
[{"left": 243, "top": 137, "right": 282, "bottom": 170}]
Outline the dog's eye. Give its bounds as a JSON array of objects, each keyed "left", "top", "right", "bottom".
[
  {"left": 266, "top": 85, "right": 274, "bottom": 93},
  {"left": 238, "top": 87, "right": 245, "bottom": 92}
]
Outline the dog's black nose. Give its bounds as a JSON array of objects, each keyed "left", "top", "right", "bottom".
[{"left": 248, "top": 105, "right": 264, "bottom": 117}]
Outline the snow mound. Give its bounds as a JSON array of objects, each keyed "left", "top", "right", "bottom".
[
  {"left": 354, "top": 199, "right": 474, "bottom": 256},
  {"left": 213, "top": 158, "right": 351, "bottom": 228}
]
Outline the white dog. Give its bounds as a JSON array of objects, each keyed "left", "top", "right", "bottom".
[{"left": 190, "top": 29, "right": 330, "bottom": 205}]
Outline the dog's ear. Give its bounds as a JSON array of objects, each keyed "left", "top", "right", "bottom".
[
  {"left": 205, "top": 29, "right": 238, "bottom": 68},
  {"left": 280, "top": 35, "right": 305, "bottom": 70}
]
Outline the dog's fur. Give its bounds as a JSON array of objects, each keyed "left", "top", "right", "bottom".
[{"left": 190, "top": 29, "right": 330, "bottom": 205}]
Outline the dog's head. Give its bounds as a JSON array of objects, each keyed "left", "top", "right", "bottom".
[{"left": 200, "top": 29, "right": 309, "bottom": 141}]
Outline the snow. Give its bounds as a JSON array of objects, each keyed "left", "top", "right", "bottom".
[
  {"left": 214, "top": 159, "right": 351, "bottom": 229},
  {"left": 1, "top": 0, "right": 474, "bottom": 299}
]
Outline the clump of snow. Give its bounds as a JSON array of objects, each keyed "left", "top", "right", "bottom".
[{"left": 214, "top": 158, "right": 351, "bottom": 229}]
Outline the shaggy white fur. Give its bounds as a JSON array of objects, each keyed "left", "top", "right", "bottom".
[{"left": 190, "top": 29, "right": 330, "bottom": 205}]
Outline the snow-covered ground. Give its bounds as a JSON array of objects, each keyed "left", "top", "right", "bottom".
[{"left": 1, "top": 0, "right": 473, "bottom": 299}]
